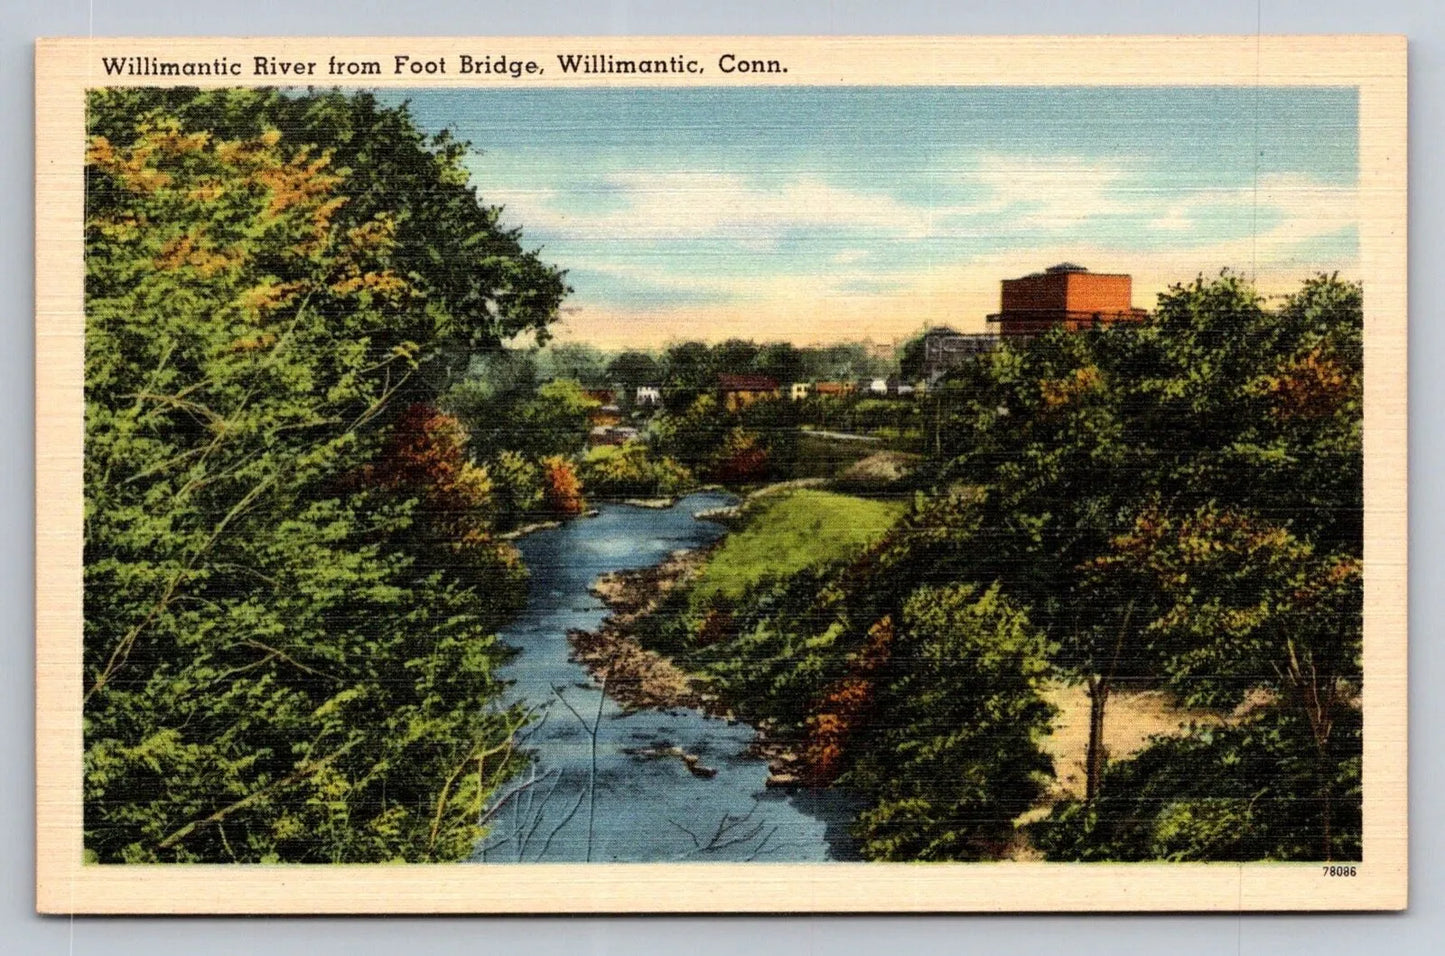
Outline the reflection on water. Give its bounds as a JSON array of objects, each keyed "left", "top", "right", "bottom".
[{"left": 475, "top": 492, "right": 857, "bottom": 863}]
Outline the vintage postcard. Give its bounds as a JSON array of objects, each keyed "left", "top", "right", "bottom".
[{"left": 35, "top": 36, "right": 1407, "bottom": 913}]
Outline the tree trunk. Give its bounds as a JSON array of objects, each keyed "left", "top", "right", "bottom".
[{"left": 1085, "top": 676, "right": 1110, "bottom": 802}]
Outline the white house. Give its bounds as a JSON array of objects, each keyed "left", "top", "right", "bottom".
[
  {"left": 788, "top": 382, "right": 812, "bottom": 401},
  {"left": 635, "top": 386, "right": 662, "bottom": 407}
]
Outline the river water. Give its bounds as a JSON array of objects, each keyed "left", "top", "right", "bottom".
[{"left": 474, "top": 491, "right": 857, "bottom": 863}]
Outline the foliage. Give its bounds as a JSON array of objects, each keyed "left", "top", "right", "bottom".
[
  {"left": 920, "top": 272, "right": 1363, "bottom": 822},
  {"left": 539, "top": 455, "right": 587, "bottom": 517},
  {"left": 1030, "top": 708, "right": 1362, "bottom": 862},
  {"left": 535, "top": 343, "right": 608, "bottom": 387},
  {"left": 690, "top": 490, "right": 907, "bottom": 604},
  {"left": 846, "top": 584, "right": 1055, "bottom": 861},
  {"left": 605, "top": 350, "right": 661, "bottom": 390},
  {"left": 801, "top": 616, "right": 894, "bottom": 785},
  {"left": 644, "top": 273, "right": 1363, "bottom": 862},
  {"left": 650, "top": 394, "right": 730, "bottom": 474},
  {"left": 520, "top": 381, "right": 599, "bottom": 459},
  {"left": 83, "top": 87, "right": 561, "bottom": 862},
  {"left": 711, "top": 427, "right": 772, "bottom": 484},
  {"left": 487, "top": 450, "right": 544, "bottom": 529},
  {"left": 579, "top": 444, "right": 693, "bottom": 499},
  {"left": 444, "top": 361, "right": 596, "bottom": 462}
]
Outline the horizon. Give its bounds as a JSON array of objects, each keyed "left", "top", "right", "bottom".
[{"left": 383, "top": 86, "right": 1359, "bottom": 350}]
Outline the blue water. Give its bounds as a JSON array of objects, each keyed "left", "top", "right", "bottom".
[{"left": 474, "top": 492, "right": 856, "bottom": 863}]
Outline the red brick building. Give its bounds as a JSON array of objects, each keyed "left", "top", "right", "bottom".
[
  {"left": 717, "top": 374, "right": 781, "bottom": 412},
  {"left": 987, "top": 263, "right": 1148, "bottom": 337}
]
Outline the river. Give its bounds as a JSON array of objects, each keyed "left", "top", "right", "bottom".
[{"left": 474, "top": 491, "right": 857, "bottom": 863}]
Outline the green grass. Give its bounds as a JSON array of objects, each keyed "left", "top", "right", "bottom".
[
  {"left": 789, "top": 433, "right": 881, "bottom": 479},
  {"left": 692, "top": 489, "right": 907, "bottom": 602}
]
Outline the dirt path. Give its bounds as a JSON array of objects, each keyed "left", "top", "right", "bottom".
[{"left": 1036, "top": 682, "right": 1229, "bottom": 801}]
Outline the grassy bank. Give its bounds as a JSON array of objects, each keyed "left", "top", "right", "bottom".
[{"left": 690, "top": 488, "right": 907, "bottom": 603}]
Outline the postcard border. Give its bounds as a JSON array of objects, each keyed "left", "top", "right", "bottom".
[{"left": 35, "top": 34, "right": 1408, "bottom": 914}]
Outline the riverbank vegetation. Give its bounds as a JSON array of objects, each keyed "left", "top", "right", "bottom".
[
  {"left": 689, "top": 489, "right": 906, "bottom": 603},
  {"left": 83, "top": 88, "right": 567, "bottom": 862},
  {"left": 630, "top": 273, "right": 1363, "bottom": 862},
  {"left": 83, "top": 86, "right": 1364, "bottom": 866}
]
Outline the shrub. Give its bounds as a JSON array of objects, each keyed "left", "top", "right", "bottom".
[
  {"left": 540, "top": 455, "right": 586, "bottom": 517},
  {"left": 580, "top": 443, "right": 693, "bottom": 498},
  {"left": 488, "top": 449, "right": 544, "bottom": 528}
]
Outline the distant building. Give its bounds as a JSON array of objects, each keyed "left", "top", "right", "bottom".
[
  {"left": 788, "top": 382, "right": 812, "bottom": 401},
  {"left": 887, "top": 377, "right": 915, "bottom": 397},
  {"left": 635, "top": 385, "right": 662, "bottom": 407},
  {"left": 986, "top": 263, "right": 1148, "bottom": 338},
  {"left": 812, "top": 381, "right": 856, "bottom": 398},
  {"left": 865, "top": 378, "right": 889, "bottom": 396},
  {"left": 919, "top": 325, "right": 999, "bottom": 383},
  {"left": 589, "top": 425, "right": 640, "bottom": 447},
  {"left": 589, "top": 404, "right": 623, "bottom": 428},
  {"left": 718, "top": 374, "right": 781, "bottom": 411}
]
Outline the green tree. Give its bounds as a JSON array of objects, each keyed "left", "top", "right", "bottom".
[
  {"left": 1089, "top": 502, "right": 1362, "bottom": 859},
  {"left": 755, "top": 342, "right": 804, "bottom": 385},
  {"left": 537, "top": 342, "right": 608, "bottom": 386},
  {"left": 605, "top": 350, "right": 661, "bottom": 390},
  {"left": 896, "top": 332, "right": 927, "bottom": 381},
  {"left": 83, "top": 88, "right": 563, "bottom": 862},
  {"left": 846, "top": 584, "right": 1055, "bottom": 860},
  {"left": 659, "top": 341, "right": 715, "bottom": 411}
]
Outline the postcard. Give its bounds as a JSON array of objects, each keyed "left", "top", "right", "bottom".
[{"left": 35, "top": 35, "right": 1407, "bottom": 913}]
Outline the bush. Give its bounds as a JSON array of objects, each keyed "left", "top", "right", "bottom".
[
  {"left": 488, "top": 450, "right": 544, "bottom": 528},
  {"left": 1029, "top": 707, "right": 1362, "bottom": 862},
  {"left": 580, "top": 443, "right": 693, "bottom": 498},
  {"left": 845, "top": 584, "right": 1055, "bottom": 861},
  {"left": 540, "top": 454, "right": 586, "bottom": 517},
  {"left": 710, "top": 427, "right": 770, "bottom": 483}
]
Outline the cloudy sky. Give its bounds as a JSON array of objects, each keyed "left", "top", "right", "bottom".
[{"left": 388, "top": 86, "right": 1358, "bottom": 349}]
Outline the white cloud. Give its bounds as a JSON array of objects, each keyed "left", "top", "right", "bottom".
[
  {"left": 486, "top": 169, "right": 932, "bottom": 242},
  {"left": 955, "top": 154, "right": 1136, "bottom": 229},
  {"left": 477, "top": 150, "right": 1358, "bottom": 348},
  {"left": 1147, "top": 174, "right": 1357, "bottom": 239}
]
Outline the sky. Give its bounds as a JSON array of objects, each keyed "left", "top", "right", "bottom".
[{"left": 386, "top": 86, "right": 1358, "bottom": 350}]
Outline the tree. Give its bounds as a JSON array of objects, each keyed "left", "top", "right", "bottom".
[
  {"left": 605, "top": 350, "right": 661, "bottom": 390},
  {"left": 537, "top": 342, "right": 608, "bottom": 386},
  {"left": 82, "top": 88, "right": 563, "bottom": 862},
  {"left": 931, "top": 272, "right": 1362, "bottom": 812},
  {"left": 517, "top": 380, "right": 599, "bottom": 458},
  {"left": 755, "top": 342, "right": 804, "bottom": 386},
  {"left": 539, "top": 455, "right": 587, "bottom": 517},
  {"left": 87, "top": 87, "right": 568, "bottom": 387},
  {"left": 1092, "top": 502, "right": 1362, "bottom": 859},
  {"left": 846, "top": 584, "right": 1055, "bottom": 860},
  {"left": 896, "top": 332, "right": 928, "bottom": 381},
  {"left": 444, "top": 360, "right": 595, "bottom": 460},
  {"left": 659, "top": 341, "right": 715, "bottom": 411},
  {"left": 712, "top": 338, "right": 762, "bottom": 376}
]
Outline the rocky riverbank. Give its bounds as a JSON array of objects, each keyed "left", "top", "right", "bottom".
[
  {"left": 567, "top": 549, "right": 712, "bottom": 713},
  {"left": 567, "top": 545, "right": 805, "bottom": 787}
]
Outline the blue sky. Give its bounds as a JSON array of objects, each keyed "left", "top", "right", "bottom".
[{"left": 385, "top": 87, "right": 1358, "bottom": 347}]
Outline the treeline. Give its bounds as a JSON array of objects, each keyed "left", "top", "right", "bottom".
[
  {"left": 452, "top": 342, "right": 836, "bottom": 498},
  {"left": 643, "top": 274, "right": 1363, "bottom": 862},
  {"left": 83, "top": 88, "right": 569, "bottom": 862},
  {"left": 534, "top": 339, "right": 894, "bottom": 406}
]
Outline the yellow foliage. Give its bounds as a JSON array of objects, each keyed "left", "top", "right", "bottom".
[{"left": 1039, "top": 365, "right": 1103, "bottom": 408}]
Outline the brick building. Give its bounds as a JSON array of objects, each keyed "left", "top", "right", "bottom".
[
  {"left": 986, "top": 263, "right": 1147, "bottom": 338},
  {"left": 717, "top": 374, "right": 781, "bottom": 411}
]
